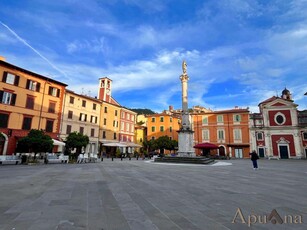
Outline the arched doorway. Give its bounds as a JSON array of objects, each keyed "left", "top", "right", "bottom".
[
  {"left": 0, "top": 133, "right": 6, "bottom": 155},
  {"left": 218, "top": 146, "right": 225, "bottom": 156}
]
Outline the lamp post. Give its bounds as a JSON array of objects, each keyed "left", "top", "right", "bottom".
[{"left": 38, "top": 81, "right": 50, "bottom": 130}]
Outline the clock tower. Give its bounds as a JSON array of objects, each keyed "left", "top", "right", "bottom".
[{"left": 98, "top": 77, "right": 112, "bottom": 102}]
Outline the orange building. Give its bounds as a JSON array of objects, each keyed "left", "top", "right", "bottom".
[
  {"left": 146, "top": 108, "right": 181, "bottom": 154},
  {"left": 192, "top": 107, "right": 250, "bottom": 158},
  {"left": 0, "top": 57, "right": 67, "bottom": 155}
]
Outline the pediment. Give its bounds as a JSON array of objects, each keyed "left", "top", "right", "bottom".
[
  {"left": 271, "top": 102, "right": 287, "bottom": 107},
  {"left": 265, "top": 98, "right": 297, "bottom": 108}
]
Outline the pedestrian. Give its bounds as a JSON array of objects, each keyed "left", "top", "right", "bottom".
[{"left": 250, "top": 150, "right": 259, "bottom": 170}]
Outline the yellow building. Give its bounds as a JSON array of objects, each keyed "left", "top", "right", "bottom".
[
  {"left": 0, "top": 57, "right": 67, "bottom": 155},
  {"left": 97, "top": 77, "right": 138, "bottom": 155},
  {"left": 60, "top": 90, "right": 101, "bottom": 154},
  {"left": 135, "top": 114, "right": 147, "bottom": 146}
]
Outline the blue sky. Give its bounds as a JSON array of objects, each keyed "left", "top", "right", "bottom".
[{"left": 0, "top": 0, "right": 307, "bottom": 113}]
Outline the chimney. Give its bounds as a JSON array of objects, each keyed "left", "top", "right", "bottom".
[{"left": 169, "top": 105, "right": 173, "bottom": 111}]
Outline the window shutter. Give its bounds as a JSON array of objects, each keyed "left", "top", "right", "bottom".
[
  {"left": 2, "top": 72, "right": 7, "bottom": 82},
  {"left": 85, "top": 114, "right": 87, "bottom": 122},
  {"left": 14, "top": 75, "right": 20, "bottom": 86},
  {"left": 95, "top": 117, "right": 97, "bottom": 124},
  {"left": 26, "top": 79, "right": 30, "bottom": 89},
  {"left": 11, "top": 94, "right": 16, "bottom": 106},
  {"left": 79, "top": 113, "right": 82, "bottom": 121},
  {"left": 0, "top": 90, "right": 3, "bottom": 102},
  {"left": 56, "top": 89, "right": 60, "bottom": 97},
  {"left": 48, "top": 86, "right": 52, "bottom": 95},
  {"left": 36, "top": 82, "right": 41, "bottom": 92}
]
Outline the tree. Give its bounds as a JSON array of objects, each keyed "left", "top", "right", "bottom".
[
  {"left": 143, "top": 139, "right": 158, "bottom": 152},
  {"left": 167, "top": 140, "right": 178, "bottom": 153},
  {"left": 65, "top": 132, "right": 89, "bottom": 157},
  {"left": 155, "top": 136, "right": 173, "bottom": 154},
  {"left": 16, "top": 129, "right": 53, "bottom": 153}
]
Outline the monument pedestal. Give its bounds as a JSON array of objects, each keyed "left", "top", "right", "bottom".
[{"left": 177, "top": 129, "right": 195, "bottom": 157}]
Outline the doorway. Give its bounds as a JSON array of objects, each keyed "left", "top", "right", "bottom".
[
  {"left": 218, "top": 146, "right": 225, "bottom": 156},
  {"left": 279, "top": 145, "right": 289, "bottom": 159},
  {"left": 234, "top": 148, "right": 243, "bottom": 158},
  {"left": 258, "top": 147, "right": 265, "bottom": 158}
]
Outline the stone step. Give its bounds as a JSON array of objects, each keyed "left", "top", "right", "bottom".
[{"left": 154, "top": 156, "right": 215, "bottom": 165}]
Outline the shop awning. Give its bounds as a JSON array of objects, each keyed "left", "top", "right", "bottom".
[
  {"left": 52, "top": 139, "right": 66, "bottom": 146},
  {"left": 193, "top": 142, "right": 219, "bottom": 149}
]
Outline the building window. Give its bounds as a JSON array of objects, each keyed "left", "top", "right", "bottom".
[
  {"left": 79, "top": 113, "right": 87, "bottom": 122},
  {"left": 93, "top": 103, "right": 97, "bottom": 110},
  {"left": 66, "top": 125, "right": 72, "bottom": 134},
  {"left": 113, "top": 133, "right": 117, "bottom": 140},
  {"left": 131, "top": 115, "right": 134, "bottom": 121},
  {"left": 115, "top": 110, "right": 118, "bottom": 116},
  {"left": 121, "top": 121, "right": 124, "bottom": 131},
  {"left": 126, "top": 123, "right": 130, "bottom": 132},
  {"left": 234, "top": 129, "right": 242, "bottom": 140},
  {"left": 151, "top": 117, "right": 155, "bottom": 122},
  {"left": 217, "top": 115, "right": 223, "bottom": 123},
  {"left": 22, "top": 117, "right": 32, "bottom": 130},
  {"left": 218, "top": 129, "right": 224, "bottom": 140},
  {"left": 234, "top": 114, "right": 241, "bottom": 122},
  {"left": 48, "top": 86, "right": 60, "bottom": 97},
  {"left": 275, "top": 113, "right": 286, "bottom": 125},
  {"left": 2, "top": 72, "right": 19, "bottom": 86},
  {"left": 170, "top": 117, "right": 173, "bottom": 122},
  {"left": 69, "top": 96, "right": 74, "bottom": 104},
  {"left": 46, "top": 120, "right": 54, "bottom": 132},
  {"left": 104, "top": 118, "right": 107, "bottom": 125},
  {"left": 82, "top": 100, "right": 86, "bottom": 107},
  {"left": 104, "top": 107, "right": 107, "bottom": 113},
  {"left": 151, "top": 136, "right": 155, "bottom": 140},
  {"left": 160, "top": 126, "right": 164, "bottom": 132},
  {"left": 202, "top": 116, "right": 208, "bottom": 125},
  {"left": 0, "top": 113, "right": 9, "bottom": 128},
  {"left": 0, "top": 91, "right": 16, "bottom": 105},
  {"left": 160, "top": 117, "right": 164, "bottom": 122},
  {"left": 26, "top": 80, "right": 40, "bottom": 92},
  {"left": 68, "top": 111, "right": 73, "bottom": 119},
  {"left": 25, "top": 96, "right": 35, "bottom": 109},
  {"left": 91, "top": 128, "right": 95, "bottom": 137},
  {"left": 48, "top": 102, "right": 56, "bottom": 113},
  {"left": 152, "top": 126, "right": 156, "bottom": 132},
  {"left": 79, "top": 127, "right": 84, "bottom": 134},
  {"left": 102, "top": 131, "right": 106, "bottom": 139},
  {"left": 121, "top": 112, "right": 125, "bottom": 118},
  {"left": 202, "top": 129, "right": 210, "bottom": 141},
  {"left": 302, "top": 132, "right": 307, "bottom": 140},
  {"left": 170, "top": 127, "right": 172, "bottom": 132},
  {"left": 91, "top": 116, "right": 97, "bottom": 123},
  {"left": 257, "top": 132, "right": 263, "bottom": 141}
]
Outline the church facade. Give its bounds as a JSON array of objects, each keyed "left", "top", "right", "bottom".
[{"left": 250, "top": 89, "right": 307, "bottom": 159}]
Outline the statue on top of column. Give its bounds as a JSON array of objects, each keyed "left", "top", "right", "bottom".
[{"left": 182, "top": 60, "right": 187, "bottom": 74}]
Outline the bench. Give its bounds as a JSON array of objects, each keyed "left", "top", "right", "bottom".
[
  {"left": 45, "top": 154, "right": 69, "bottom": 164},
  {"left": 0, "top": 155, "right": 21, "bottom": 165}
]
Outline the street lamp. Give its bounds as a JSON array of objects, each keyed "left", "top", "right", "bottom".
[{"left": 38, "top": 81, "right": 50, "bottom": 130}]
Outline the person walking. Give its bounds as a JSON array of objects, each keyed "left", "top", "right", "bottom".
[{"left": 250, "top": 150, "right": 259, "bottom": 170}]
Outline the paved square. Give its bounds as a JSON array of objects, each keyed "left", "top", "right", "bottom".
[{"left": 0, "top": 159, "right": 306, "bottom": 230}]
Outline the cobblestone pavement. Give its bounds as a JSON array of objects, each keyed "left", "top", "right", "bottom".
[{"left": 0, "top": 159, "right": 306, "bottom": 230}]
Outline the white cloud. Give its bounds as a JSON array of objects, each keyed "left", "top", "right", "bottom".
[{"left": 67, "top": 37, "right": 108, "bottom": 54}]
